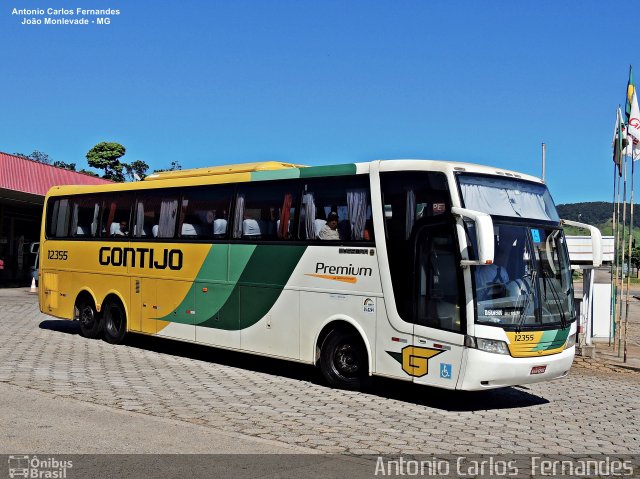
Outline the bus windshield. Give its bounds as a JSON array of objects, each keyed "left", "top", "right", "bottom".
[{"left": 470, "top": 222, "right": 574, "bottom": 329}]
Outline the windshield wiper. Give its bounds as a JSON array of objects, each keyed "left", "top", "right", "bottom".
[
  {"left": 515, "top": 271, "right": 535, "bottom": 333},
  {"left": 541, "top": 270, "right": 568, "bottom": 329}
]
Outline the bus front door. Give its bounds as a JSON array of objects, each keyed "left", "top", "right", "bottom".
[{"left": 410, "top": 222, "right": 465, "bottom": 389}]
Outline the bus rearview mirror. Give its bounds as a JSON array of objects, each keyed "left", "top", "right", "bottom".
[
  {"left": 561, "top": 219, "right": 603, "bottom": 268},
  {"left": 451, "top": 207, "right": 494, "bottom": 266}
]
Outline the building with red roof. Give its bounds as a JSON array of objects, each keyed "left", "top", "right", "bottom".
[{"left": 0, "top": 151, "right": 110, "bottom": 285}]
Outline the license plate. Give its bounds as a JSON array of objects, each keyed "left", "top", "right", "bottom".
[{"left": 530, "top": 365, "right": 546, "bottom": 375}]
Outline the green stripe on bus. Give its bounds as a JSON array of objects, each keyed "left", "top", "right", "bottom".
[
  {"left": 299, "top": 164, "right": 357, "bottom": 178},
  {"left": 251, "top": 168, "right": 301, "bottom": 181},
  {"left": 229, "top": 245, "right": 257, "bottom": 283},
  {"left": 532, "top": 328, "right": 570, "bottom": 352},
  {"left": 387, "top": 351, "right": 403, "bottom": 364},
  {"left": 198, "top": 245, "right": 306, "bottom": 330},
  {"left": 157, "top": 244, "right": 254, "bottom": 325}
]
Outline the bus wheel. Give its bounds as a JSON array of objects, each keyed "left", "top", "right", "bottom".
[
  {"left": 103, "top": 300, "right": 127, "bottom": 345},
  {"left": 319, "top": 329, "right": 369, "bottom": 390},
  {"left": 76, "top": 299, "right": 102, "bottom": 339}
]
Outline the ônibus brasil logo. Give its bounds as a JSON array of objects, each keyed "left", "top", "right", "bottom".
[{"left": 8, "top": 455, "right": 73, "bottom": 478}]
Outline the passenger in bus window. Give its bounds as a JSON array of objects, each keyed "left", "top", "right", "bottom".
[
  {"left": 113, "top": 220, "right": 129, "bottom": 237},
  {"left": 319, "top": 212, "right": 341, "bottom": 240}
]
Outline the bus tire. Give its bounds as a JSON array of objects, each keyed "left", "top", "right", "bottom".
[
  {"left": 102, "top": 299, "right": 127, "bottom": 345},
  {"left": 319, "top": 329, "right": 370, "bottom": 390},
  {"left": 76, "top": 298, "right": 102, "bottom": 339}
]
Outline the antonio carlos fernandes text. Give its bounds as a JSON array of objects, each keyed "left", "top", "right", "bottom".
[
  {"left": 12, "top": 8, "right": 121, "bottom": 16},
  {"left": 373, "top": 457, "right": 635, "bottom": 476}
]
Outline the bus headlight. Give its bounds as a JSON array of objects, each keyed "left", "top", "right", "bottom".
[
  {"left": 564, "top": 332, "right": 577, "bottom": 350},
  {"left": 465, "top": 336, "right": 510, "bottom": 355}
]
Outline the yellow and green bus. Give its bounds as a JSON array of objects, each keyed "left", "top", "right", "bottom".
[{"left": 39, "top": 160, "right": 600, "bottom": 390}]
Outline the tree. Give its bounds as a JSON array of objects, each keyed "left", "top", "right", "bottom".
[
  {"left": 52, "top": 160, "right": 76, "bottom": 171},
  {"left": 13, "top": 150, "right": 52, "bottom": 164},
  {"left": 78, "top": 169, "right": 99, "bottom": 178},
  {"left": 86, "top": 142, "right": 126, "bottom": 182},
  {"left": 30, "top": 150, "right": 52, "bottom": 164},
  {"left": 153, "top": 160, "right": 182, "bottom": 173},
  {"left": 124, "top": 160, "right": 149, "bottom": 181}
]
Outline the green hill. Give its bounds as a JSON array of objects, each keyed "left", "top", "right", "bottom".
[{"left": 556, "top": 201, "right": 639, "bottom": 238}]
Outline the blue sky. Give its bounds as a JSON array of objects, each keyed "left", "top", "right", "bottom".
[{"left": 2, "top": 0, "right": 636, "bottom": 204}]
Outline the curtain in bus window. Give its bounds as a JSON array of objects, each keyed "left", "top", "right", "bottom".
[
  {"left": 106, "top": 202, "right": 117, "bottom": 236},
  {"left": 48, "top": 200, "right": 60, "bottom": 237},
  {"left": 347, "top": 189, "right": 368, "bottom": 240},
  {"left": 135, "top": 202, "right": 145, "bottom": 237},
  {"left": 405, "top": 189, "right": 415, "bottom": 240},
  {"left": 55, "top": 199, "right": 70, "bottom": 238},
  {"left": 91, "top": 203, "right": 100, "bottom": 236},
  {"left": 279, "top": 193, "right": 292, "bottom": 239},
  {"left": 70, "top": 203, "right": 79, "bottom": 236},
  {"left": 302, "top": 193, "right": 316, "bottom": 239},
  {"left": 460, "top": 183, "right": 552, "bottom": 220},
  {"left": 178, "top": 199, "right": 189, "bottom": 236},
  {"left": 158, "top": 199, "right": 178, "bottom": 238},
  {"left": 233, "top": 194, "right": 245, "bottom": 238}
]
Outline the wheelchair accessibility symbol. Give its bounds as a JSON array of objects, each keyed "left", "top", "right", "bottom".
[{"left": 440, "top": 363, "right": 452, "bottom": 379}]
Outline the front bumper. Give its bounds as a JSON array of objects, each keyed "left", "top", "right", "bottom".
[{"left": 457, "top": 346, "right": 575, "bottom": 390}]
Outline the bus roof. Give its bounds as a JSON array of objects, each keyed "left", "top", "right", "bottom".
[
  {"left": 144, "top": 161, "right": 307, "bottom": 181},
  {"left": 44, "top": 159, "right": 543, "bottom": 197},
  {"left": 378, "top": 159, "right": 543, "bottom": 184}
]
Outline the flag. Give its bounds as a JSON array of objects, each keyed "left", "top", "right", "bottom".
[
  {"left": 626, "top": 65, "right": 635, "bottom": 121},
  {"left": 628, "top": 90, "right": 640, "bottom": 146},
  {"left": 613, "top": 107, "right": 627, "bottom": 175},
  {"left": 623, "top": 128, "right": 640, "bottom": 160}
]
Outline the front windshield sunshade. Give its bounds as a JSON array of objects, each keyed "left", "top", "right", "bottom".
[
  {"left": 469, "top": 223, "right": 574, "bottom": 329},
  {"left": 458, "top": 174, "right": 560, "bottom": 222}
]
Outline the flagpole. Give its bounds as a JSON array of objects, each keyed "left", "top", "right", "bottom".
[
  {"left": 615, "top": 165, "right": 622, "bottom": 349},
  {"left": 624, "top": 146, "right": 635, "bottom": 363},
  {"left": 622, "top": 67, "right": 639, "bottom": 362},
  {"left": 617, "top": 155, "right": 627, "bottom": 357},
  {"left": 610, "top": 162, "right": 617, "bottom": 346},
  {"left": 613, "top": 105, "right": 624, "bottom": 349},
  {"left": 541, "top": 142, "right": 546, "bottom": 182}
]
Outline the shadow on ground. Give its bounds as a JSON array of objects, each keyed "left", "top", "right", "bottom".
[
  {"left": 39, "top": 319, "right": 548, "bottom": 412},
  {"left": 39, "top": 319, "right": 82, "bottom": 335}
]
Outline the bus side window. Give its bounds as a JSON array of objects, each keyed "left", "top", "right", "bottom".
[
  {"left": 179, "top": 185, "right": 233, "bottom": 240},
  {"left": 47, "top": 198, "right": 71, "bottom": 238},
  {"left": 299, "top": 176, "right": 372, "bottom": 242},
  {"left": 70, "top": 196, "right": 102, "bottom": 237},
  {"left": 134, "top": 194, "right": 179, "bottom": 239},
  {"left": 233, "top": 181, "right": 297, "bottom": 241},
  {"left": 100, "top": 195, "right": 133, "bottom": 238}
]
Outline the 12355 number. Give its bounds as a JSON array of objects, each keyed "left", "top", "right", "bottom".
[
  {"left": 48, "top": 250, "right": 68, "bottom": 260},
  {"left": 514, "top": 333, "right": 534, "bottom": 342}
]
